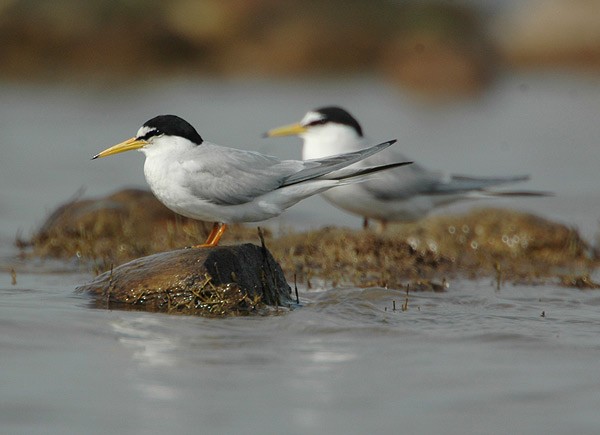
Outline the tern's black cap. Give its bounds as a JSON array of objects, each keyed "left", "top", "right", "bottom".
[
  {"left": 139, "top": 115, "right": 204, "bottom": 145},
  {"left": 313, "top": 106, "right": 363, "bottom": 137}
]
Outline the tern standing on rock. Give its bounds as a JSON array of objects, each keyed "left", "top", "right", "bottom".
[
  {"left": 93, "top": 114, "right": 408, "bottom": 247},
  {"left": 266, "top": 106, "right": 546, "bottom": 230}
]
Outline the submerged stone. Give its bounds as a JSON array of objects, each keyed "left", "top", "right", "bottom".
[{"left": 77, "top": 243, "right": 292, "bottom": 316}]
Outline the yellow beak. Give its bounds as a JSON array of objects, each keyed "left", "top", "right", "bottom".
[
  {"left": 264, "top": 122, "right": 307, "bottom": 138},
  {"left": 92, "top": 137, "right": 147, "bottom": 159}
]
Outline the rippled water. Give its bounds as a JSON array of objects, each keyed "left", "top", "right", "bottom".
[
  {"left": 2, "top": 271, "right": 600, "bottom": 435},
  {"left": 1, "top": 74, "right": 600, "bottom": 434}
]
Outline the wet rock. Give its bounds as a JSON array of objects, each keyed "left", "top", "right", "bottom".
[
  {"left": 559, "top": 274, "right": 600, "bottom": 290},
  {"left": 270, "top": 208, "right": 598, "bottom": 288},
  {"left": 77, "top": 243, "right": 292, "bottom": 315},
  {"left": 25, "top": 190, "right": 598, "bottom": 290},
  {"left": 23, "top": 188, "right": 208, "bottom": 266},
  {"left": 23, "top": 188, "right": 263, "bottom": 269}
]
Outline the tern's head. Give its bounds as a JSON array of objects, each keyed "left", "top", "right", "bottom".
[
  {"left": 266, "top": 106, "right": 362, "bottom": 139},
  {"left": 265, "top": 106, "right": 364, "bottom": 157},
  {"left": 93, "top": 115, "right": 203, "bottom": 159}
]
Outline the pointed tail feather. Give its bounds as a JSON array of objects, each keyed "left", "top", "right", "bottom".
[
  {"left": 479, "top": 190, "right": 553, "bottom": 197},
  {"left": 465, "top": 190, "right": 554, "bottom": 199},
  {"left": 435, "top": 174, "right": 532, "bottom": 193},
  {"left": 324, "top": 161, "right": 413, "bottom": 181},
  {"left": 451, "top": 174, "right": 530, "bottom": 184}
]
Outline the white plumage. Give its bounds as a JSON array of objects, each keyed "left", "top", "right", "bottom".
[
  {"left": 94, "top": 114, "right": 405, "bottom": 246},
  {"left": 266, "top": 106, "right": 545, "bottom": 228}
]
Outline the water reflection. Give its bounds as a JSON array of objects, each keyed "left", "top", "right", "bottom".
[
  {"left": 112, "top": 317, "right": 180, "bottom": 368},
  {"left": 111, "top": 316, "right": 181, "bottom": 401}
]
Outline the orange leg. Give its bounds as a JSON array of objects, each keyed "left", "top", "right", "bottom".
[{"left": 194, "top": 222, "right": 228, "bottom": 248}]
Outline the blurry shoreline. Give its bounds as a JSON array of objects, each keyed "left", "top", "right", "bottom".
[{"left": 2, "top": 0, "right": 600, "bottom": 99}]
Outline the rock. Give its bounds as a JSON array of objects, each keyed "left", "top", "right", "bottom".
[
  {"left": 77, "top": 243, "right": 293, "bottom": 316},
  {"left": 23, "top": 188, "right": 266, "bottom": 269},
  {"left": 269, "top": 208, "right": 597, "bottom": 288}
]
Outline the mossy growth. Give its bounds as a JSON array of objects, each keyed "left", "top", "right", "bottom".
[
  {"left": 269, "top": 208, "right": 598, "bottom": 289},
  {"left": 91, "top": 271, "right": 269, "bottom": 317},
  {"left": 559, "top": 274, "right": 600, "bottom": 290},
  {"left": 20, "top": 190, "right": 599, "bottom": 291},
  {"left": 18, "top": 189, "right": 264, "bottom": 273}
]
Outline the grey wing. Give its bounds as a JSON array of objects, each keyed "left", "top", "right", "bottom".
[
  {"left": 354, "top": 148, "right": 443, "bottom": 200},
  {"left": 359, "top": 147, "right": 530, "bottom": 199},
  {"left": 179, "top": 144, "right": 301, "bottom": 205},
  {"left": 282, "top": 139, "right": 397, "bottom": 186}
]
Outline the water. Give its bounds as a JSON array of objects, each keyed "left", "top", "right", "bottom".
[
  {"left": 2, "top": 276, "right": 600, "bottom": 435},
  {"left": 1, "top": 74, "right": 600, "bottom": 434}
]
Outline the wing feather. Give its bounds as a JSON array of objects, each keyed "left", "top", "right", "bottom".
[
  {"left": 180, "top": 144, "right": 301, "bottom": 206},
  {"left": 281, "top": 139, "right": 397, "bottom": 186},
  {"left": 176, "top": 140, "right": 399, "bottom": 206}
]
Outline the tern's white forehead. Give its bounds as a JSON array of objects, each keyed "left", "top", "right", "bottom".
[
  {"left": 301, "top": 111, "right": 326, "bottom": 126},
  {"left": 136, "top": 125, "right": 158, "bottom": 139}
]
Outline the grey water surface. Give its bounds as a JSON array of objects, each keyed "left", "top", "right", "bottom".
[{"left": 1, "top": 74, "right": 600, "bottom": 434}]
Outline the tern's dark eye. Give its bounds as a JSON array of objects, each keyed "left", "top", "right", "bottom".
[
  {"left": 306, "top": 119, "right": 327, "bottom": 127},
  {"left": 138, "top": 130, "right": 162, "bottom": 141}
]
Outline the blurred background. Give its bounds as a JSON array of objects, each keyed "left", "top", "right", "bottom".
[
  {"left": 2, "top": 5, "right": 600, "bottom": 435},
  {"left": 2, "top": 0, "right": 600, "bottom": 90},
  {"left": 2, "top": 0, "right": 600, "bottom": 89},
  {"left": 1, "top": 0, "right": 599, "bottom": 239}
]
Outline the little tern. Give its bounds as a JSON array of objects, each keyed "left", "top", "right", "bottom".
[
  {"left": 93, "top": 114, "right": 408, "bottom": 247},
  {"left": 266, "top": 106, "right": 546, "bottom": 229}
]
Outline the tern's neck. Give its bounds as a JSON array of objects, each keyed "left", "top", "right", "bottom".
[{"left": 301, "top": 125, "right": 364, "bottom": 159}]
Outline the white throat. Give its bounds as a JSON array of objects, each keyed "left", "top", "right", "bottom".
[{"left": 301, "top": 123, "right": 365, "bottom": 160}]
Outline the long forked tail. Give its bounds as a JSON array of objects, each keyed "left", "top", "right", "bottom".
[
  {"left": 433, "top": 174, "right": 552, "bottom": 197},
  {"left": 473, "top": 190, "right": 554, "bottom": 198},
  {"left": 434, "top": 174, "right": 529, "bottom": 194}
]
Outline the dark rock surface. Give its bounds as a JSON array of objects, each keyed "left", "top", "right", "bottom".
[{"left": 77, "top": 243, "right": 292, "bottom": 315}]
